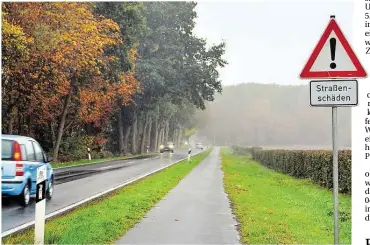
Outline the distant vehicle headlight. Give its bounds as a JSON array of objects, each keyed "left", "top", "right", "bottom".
[
  {"left": 160, "top": 145, "right": 164, "bottom": 149},
  {"left": 169, "top": 145, "right": 174, "bottom": 149}
]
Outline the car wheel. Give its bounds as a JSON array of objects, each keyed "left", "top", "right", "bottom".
[
  {"left": 18, "top": 182, "right": 30, "bottom": 207},
  {"left": 46, "top": 177, "right": 54, "bottom": 200}
]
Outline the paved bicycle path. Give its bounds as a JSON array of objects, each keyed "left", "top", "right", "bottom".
[{"left": 116, "top": 147, "right": 240, "bottom": 244}]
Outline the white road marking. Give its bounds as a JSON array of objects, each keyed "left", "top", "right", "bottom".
[
  {"left": 99, "top": 166, "right": 113, "bottom": 170},
  {"left": 2, "top": 206, "right": 22, "bottom": 213}
]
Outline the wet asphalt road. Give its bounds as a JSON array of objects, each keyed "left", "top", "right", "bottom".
[
  {"left": 2, "top": 151, "right": 189, "bottom": 234},
  {"left": 116, "top": 147, "right": 240, "bottom": 244},
  {"left": 53, "top": 154, "right": 158, "bottom": 184},
  {"left": 53, "top": 154, "right": 156, "bottom": 174}
]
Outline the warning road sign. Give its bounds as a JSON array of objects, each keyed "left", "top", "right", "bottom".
[
  {"left": 301, "top": 15, "right": 367, "bottom": 245},
  {"left": 300, "top": 17, "right": 366, "bottom": 79}
]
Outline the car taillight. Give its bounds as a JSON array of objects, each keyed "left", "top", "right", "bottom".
[
  {"left": 16, "top": 163, "right": 24, "bottom": 176},
  {"left": 13, "top": 141, "right": 22, "bottom": 161},
  {"left": 13, "top": 141, "right": 24, "bottom": 176}
]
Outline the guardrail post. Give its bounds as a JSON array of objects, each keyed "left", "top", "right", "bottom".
[
  {"left": 87, "top": 147, "right": 91, "bottom": 161},
  {"left": 35, "top": 166, "right": 47, "bottom": 245},
  {"left": 188, "top": 147, "right": 191, "bottom": 162}
]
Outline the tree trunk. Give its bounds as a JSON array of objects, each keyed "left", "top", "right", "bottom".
[
  {"left": 86, "top": 123, "right": 93, "bottom": 136},
  {"left": 2, "top": 95, "right": 21, "bottom": 119},
  {"left": 178, "top": 128, "right": 182, "bottom": 147},
  {"left": 164, "top": 120, "right": 169, "bottom": 143},
  {"left": 124, "top": 126, "right": 131, "bottom": 154},
  {"left": 51, "top": 121, "right": 56, "bottom": 148},
  {"left": 162, "top": 122, "right": 166, "bottom": 144},
  {"left": 173, "top": 128, "right": 176, "bottom": 146},
  {"left": 53, "top": 73, "right": 77, "bottom": 161},
  {"left": 18, "top": 110, "right": 23, "bottom": 135},
  {"left": 173, "top": 128, "right": 178, "bottom": 147},
  {"left": 140, "top": 114, "right": 149, "bottom": 153},
  {"left": 118, "top": 109, "right": 124, "bottom": 155},
  {"left": 158, "top": 125, "right": 164, "bottom": 150},
  {"left": 161, "top": 125, "right": 165, "bottom": 143},
  {"left": 157, "top": 127, "right": 161, "bottom": 151},
  {"left": 139, "top": 114, "right": 148, "bottom": 153},
  {"left": 8, "top": 113, "right": 13, "bottom": 134},
  {"left": 147, "top": 117, "right": 152, "bottom": 152},
  {"left": 131, "top": 113, "right": 138, "bottom": 154},
  {"left": 53, "top": 88, "right": 73, "bottom": 161},
  {"left": 139, "top": 115, "right": 145, "bottom": 153},
  {"left": 152, "top": 119, "right": 159, "bottom": 151},
  {"left": 17, "top": 110, "right": 21, "bottom": 135}
]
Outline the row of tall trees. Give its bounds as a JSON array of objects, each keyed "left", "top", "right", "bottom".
[{"left": 2, "top": 2, "right": 227, "bottom": 161}]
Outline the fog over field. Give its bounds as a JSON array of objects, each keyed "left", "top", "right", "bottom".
[{"left": 195, "top": 83, "right": 351, "bottom": 149}]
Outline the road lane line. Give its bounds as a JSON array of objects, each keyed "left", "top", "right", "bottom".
[
  {"left": 1, "top": 206, "right": 22, "bottom": 213},
  {"left": 1, "top": 150, "right": 205, "bottom": 238},
  {"left": 99, "top": 166, "right": 113, "bottom": 170}
]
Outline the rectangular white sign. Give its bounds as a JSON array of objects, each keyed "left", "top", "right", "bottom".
[{"left": 309, "top": 80, "right": 358, "bottom": 107}]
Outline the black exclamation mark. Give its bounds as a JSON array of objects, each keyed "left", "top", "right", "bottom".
[{"left": 330, "top": 37, "right": 336, "bottom": 69}]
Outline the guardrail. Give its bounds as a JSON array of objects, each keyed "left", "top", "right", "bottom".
[
  {"left": 54, "top": 153, "right": 158, "bottom": 170},
  {"left": 54, "top": 155, "right": 159, "bottom": 184}
]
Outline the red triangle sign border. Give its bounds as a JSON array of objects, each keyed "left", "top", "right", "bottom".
[{"left": 300, "top": 18, "right": 367, "bottom": 79}]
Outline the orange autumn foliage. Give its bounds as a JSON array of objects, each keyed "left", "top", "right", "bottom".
[
  {"left": 79, "top": 72, "right": 139, "bottom": 123},
  {"left": 2, "top": 2, "right": 139, "bottom": 126}
]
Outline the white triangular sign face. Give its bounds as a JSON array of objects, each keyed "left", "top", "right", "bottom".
[
  {"left": 310, "top": 31, "right": 356, "bottom": 72},
  {"left": 300, "top": 18, "right": 366, "bottom": 78}
]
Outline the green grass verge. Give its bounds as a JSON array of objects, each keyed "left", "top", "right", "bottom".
[
  {"left": 52, "top": 153, "right": 157, "bottom": 169},
  {"left": 3, "top": 149, "right": 212, "bottom": 244},
  {"left": 221, "top": 148, "right": 351, "bottom": 245}
]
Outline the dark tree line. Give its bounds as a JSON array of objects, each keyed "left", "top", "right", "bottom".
[{"left": 2, "top": 2, "right": 227, "bottom": 161}]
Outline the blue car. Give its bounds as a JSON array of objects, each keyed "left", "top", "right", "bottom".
[{"left": 1, "top": 134, "right": 54, "bottom": 206}]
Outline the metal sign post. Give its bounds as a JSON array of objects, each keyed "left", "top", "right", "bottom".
[
  {"left": 300, "top": 15, "right": 366, "bottom": 245},
  {"left": 35, "top": 165, "right": 47, "bottom": 245},
  {"left": 310, "top": 78, "right": 358, "bottom": 244},
  {"left": 309, "top": 78, "right": 358, "bottom": 245},
  {"left": 332, "top": 106, "right": 339, "bottom": 245}
]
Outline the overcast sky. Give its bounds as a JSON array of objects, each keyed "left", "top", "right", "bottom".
[{"left": 193, "top": 0, "right": 354, "bottom": 86}]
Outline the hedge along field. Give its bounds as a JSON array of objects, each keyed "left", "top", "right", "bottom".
[
  {"left": 231, "top": 146, "right": 351, "bottom": 195},
  {"left": 222, "top": 149, "right": 351, "bottom": 244}
]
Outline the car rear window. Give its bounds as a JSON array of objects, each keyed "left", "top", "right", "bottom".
[
  {"left": 20, "top": 144, "right": 27, "bottom": 161},
  {"left": 25, "top": 141, "right": 36, "bottom": 161},
  {"left": 2, "top": 140, "right": 13, "bottom": 160}
]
